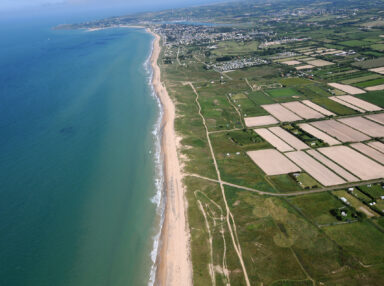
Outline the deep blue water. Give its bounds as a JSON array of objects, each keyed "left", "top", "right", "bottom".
[{"left": 0, "top": 16, "right": 160, "bottom": 286}]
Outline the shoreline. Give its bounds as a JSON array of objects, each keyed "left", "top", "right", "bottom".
[
  {"left": 148, "top": 29, "right": 193, "bottom": 285},
  {"left": 85, "top": 25, "right": 145, "bottom": 32}
]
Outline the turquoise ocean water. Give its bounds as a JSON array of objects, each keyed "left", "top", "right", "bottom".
[{"left": 0, "top": 16, "right": 161, "bottom": 286}]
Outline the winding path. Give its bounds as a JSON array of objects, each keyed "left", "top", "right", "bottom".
[{"left": 188, "top": 82, "right": 251, "bottom": 286}]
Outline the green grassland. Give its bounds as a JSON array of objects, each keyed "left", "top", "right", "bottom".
[
  {"left": 185, "top": 176, "right": 245, "bottom": 285},
  {"left": 358, "top": 184, "right": 384, "bottom": 200},
  {"left": 324, "top": 221, "right": 384, "bottom": 265},
  {"left": 287, "top": 192, "right": 344, "bottom": 225},
  {"left": 225, "top": 188, "right": 384, "bottom": 285},
  {"left": 353, "top": 57, "right": 384, "bottom": 69},
  {"left": 354, "top": 78, "right": 384, "bottom": 88},
  {"left": 342, "top": 73, "right": 383, "bottom": 84},
  {"left": 333, "top": 190, "right": 377, "bottom": 218},
  {"left": 311, "top": 97, "right": 357, "bottom": 115},
  {"left": 212, "top": 40, "right": 260, "bottom": 56},
  {"left": 266, "top": 87, "right": 301, "bottom": 97},
  {"left": 340, "top": 40, "right": 371, "bottom": 48},
  {"left": 355, "top": 91, "right": 384, "bottom": 108},
  {"left": 295, "top": 173, "right": 319, "bottom": 189},
  {"left": 371, "top": 43, "right": 384, "bottom": 52},
  {"left": 350, "top": 188, "right": 373, "bottom": 204},
  {"left": 268, "top": 174, "right": 306, "bottom": 193}
]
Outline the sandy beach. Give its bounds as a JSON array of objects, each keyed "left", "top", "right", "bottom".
[{"left": 148, "top": 30, "right": 192, "bottom": 286}]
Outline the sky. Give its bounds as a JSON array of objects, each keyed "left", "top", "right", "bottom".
[{"left": 0, "top": 0, "right": 222, "bottom": 11}]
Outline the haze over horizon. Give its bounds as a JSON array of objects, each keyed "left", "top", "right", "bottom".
[{"left": 0, "top": 0, "right": 224, "bottom": 12}]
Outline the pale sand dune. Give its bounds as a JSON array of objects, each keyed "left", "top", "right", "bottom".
[
  {"left": 268, "top": 126, "right": 309, "bottom": 150},
  {"left": 338, "top": 117, "right": 384, "bottom": 137},
  {"left": 295, "top": 64, "right": 314, "bottom": 70},
  {"left": 282, "top": 60, "right": 301, "bottom": 65},
  {"left": 329, "top": 96, "right": 365, "bottom": 112},
  {"left": 299, "top": 123, "right": 341, "bottom": 145},
  {"left": 306, "top": 149, "right": 359, "bottom": 182},
  {"left": 319, "top": 146, "right": 384, "bottom": 180},
  {"left": 254, "top": 128, "right": 294, "bottom": 152},
  {"left": 281, "top": 101, "right": 324, "bottom": 119},
  {"left": 350, "top": 143, "right": 384, "bottom": 164},
  {"left": 311, "top": 119, "right": 370, "bottom": 142},
  {"left": 368, "top": 141, "right": 384, "bottom": 154},
  {"left": 244, "top": 115, "right": 278, "bottom": 127},
  {"left": 366, "top": 113, "right": 384, "bottom": 125},
  {"left": 301, "top": 100, "right": 335, "bottom": 116},
  {"left": 328, "top": 83, "right": 366, "bottom": 95},
  {"left": 365, "top": 84, "right": 384, "bottom": 91},
  {"left": 307, "top": 59, "right": 334, "bottom": 67},
  {"left": 247, "top": 149, "right": 300, "bottom": 175},
  {"left": 149, "top": 31, "right": 192, "bottom": 286},
  {"left": 335, "top": 95, "right": 381, "bottom": 112},
  {"left": 285, "top": 151, "right": 345, "bottom": 186},
  {"left": 261, "top": 103, "right": 302, "bottom": 122}
]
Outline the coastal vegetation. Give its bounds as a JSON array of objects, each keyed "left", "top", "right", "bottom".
[{"left": 70, "top": 0, "right": 384, "bottom": 284}]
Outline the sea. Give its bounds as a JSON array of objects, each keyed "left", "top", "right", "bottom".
[{"left": 0, "top": 10, "right": 163, "bottom": 286}]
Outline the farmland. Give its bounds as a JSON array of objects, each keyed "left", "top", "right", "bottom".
[{"left": 88, "top": 0, "right": 384, "bottom": 283}]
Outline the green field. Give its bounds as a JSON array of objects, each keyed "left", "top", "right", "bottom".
[
  {"left": 266, "top": 87, "right": 301, "bottom": 97},
  {"left": 324, "top": 221, "right": 384, "bottom": 265},
  {"left": 358, "top": 184, "right": 384, "bottom": 200},
  {"left": 353, "top": 57, "right": 384, "bottom": 69},
  {"left": 355, "top": 91, "right": 384, "bottom": 108},
  {"left": 355, "top": 78, "right": 384, "bottom": 88},
  {"left": 342, "top": 73, "right": 382, "bottom": 84},
  {"left": 295, "top": 173, "right": 319, "bottom": 189},
  {"left": 340, "top": 40, "right": 370, "bottom": 48},
  {"left": 212, "top": 40, "right": 260, "bottom": 56},
  {"left": 311, "top": 97, "right": 357, "bottom": 115},
  {"left": 371, "top": 43, "right": 384, "bottom": 51},
  {"left": 333, "top": 190, "right": 377, "bottom": 218},
  {"left": 288, "top": 192, "right": 344, "bottom": 225},
  {"left": 269, "top": 174, "right": 304, "bottom": 193}
]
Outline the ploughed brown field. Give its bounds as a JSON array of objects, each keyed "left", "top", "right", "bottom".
[
  {"left": 318, "top": 146, "right": 384, "bottom": 180},
  {"left": 350, "top": 143, "right": 384, "bottom": 164},
  {"left": 268, "top": 126, "right": 308, "bottom": 150},
  {"left": 369, "top": 66, "right": 384, "bottom": 74},
  {"left": 247, "top": 149, "right": 301, "bottom": 175},
  {"left": 328, "top": 83, "right": 366, "bottom": 95},
  {"left": 244, "top": 115, "right": 278, "bottom": 127},
  {"left": 302, "top": 100, "right": 335, "bottom": 116},
  {"left": 254, "top": 128, "right": 294, "bottom": 152},
  {"left": 367, "top": 141, "right": 384, "bottom": 153},
  {"left": 329, "top": 96, "right": 365, "bottom": 112},
  {"left": 285, "top": 151, "right": 346, "bottom": 186},
  {"left": 335, "top": 95, "right": 381, "bottom": 112},
  {"left": 299, "top": 123, "right": 341, "bottom": 145},
  {"left": 281, "top": 60, "right": 301, "bottom": 66},
  {"left": 365, "top": 84, "right": 384, "bottom": 91},
  {"left": 311, "top": 119, "right": 370, "bottom": 143},
  {"left": 338, "top": 116, "right": 384, "bottom": 137},
  {"left": 281, "top": 101, "right": 324, "bottom": 120},
  {"left": 261, "top": 103, "right": 302, "bottom": 122},
  {"left": 365, "top": 113, "right": 384, "bottom": 125},
  {"left": 306, "top": 149, "right": 359, "bottom": 182},
  {"left": 295, "top": 64, "right": 314, "bottom": 70},
  {"left": 307, "top": 59, "right": 334, "bottom": 67}
]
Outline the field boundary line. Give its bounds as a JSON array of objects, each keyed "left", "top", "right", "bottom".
[{"left": 186, "top": 173, "right": 384, "bottom": 197}]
